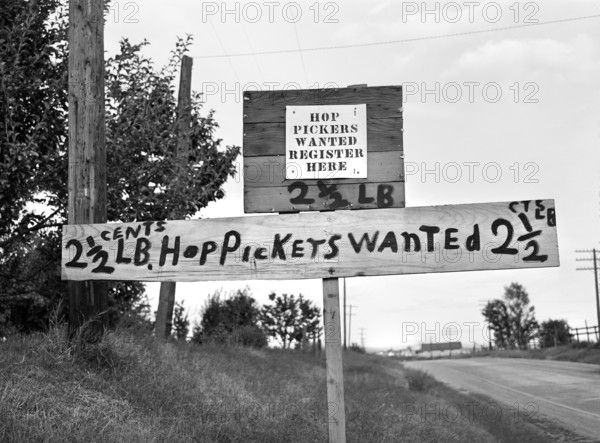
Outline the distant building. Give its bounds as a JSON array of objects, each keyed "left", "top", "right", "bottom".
[
  {"left": 420, "top": 342, "right": 462, "bottom": 352},
  {"left": 416, "top": 342, "right": 473, "bottom": 359}
]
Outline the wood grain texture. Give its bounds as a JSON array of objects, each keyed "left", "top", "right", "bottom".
[
  {"left": 67, "top": 0, "right": 108, "bottom": 329},
  {"left": 244, "top": 151, "right": 404, "bottom": 188},
  {"left": 243, "top": 86, "right": 402, "bottom": 123},
  {"left": 322, "top": 278, "right": 346, "bottom": 443},
  {"left": 244, "top": 182, "right": 406, "bottom": 213},
  {"left": 244, "top": 118, "right": 402, "bottom": 157},
  {"left": 62, "top": 199, "right": 559, "bottom": 282},
  {"left": 243, "top": 86, "right": 403, "bottom": 214},
  {"left": 156, "top": 55, "right": 194, "bottom": 340}
]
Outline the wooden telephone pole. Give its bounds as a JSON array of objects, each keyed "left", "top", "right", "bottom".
[
  {"left": 67, "top": 0, "right": 108, "bottom": 335},
  {"left": 154, "top": 55, "right": 193, "bottom": 339},
  {"left": 576, "top": 248, "right": 600, "bottom": 332}
]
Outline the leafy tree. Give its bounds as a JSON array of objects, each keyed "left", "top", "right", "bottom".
[
  {"left": 172, "top": 301, "right": 190, "bottom": 341},
  {"left": 261, "top": 292, "right": 321, "bottom": 349},
  {"left": 193, "top": 288, "right": 267, "bottom": 347},
  {"left": 482, "top": 299, "right": 511, "bottom": 349},
  {"left": 539, "top": 319, "right": 571, "bottom": 348},
  {"left": 0, "top": 1, "right": 240, "bottom": 334},
  {"left": 482, "top": 282, "right": 538, "bottom": 350}
]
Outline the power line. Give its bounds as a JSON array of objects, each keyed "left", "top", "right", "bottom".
[
  {"left": 292, "top": 22, "right": 310, "bottom": 88},
  {"left": 207, "top": 17, "right": 241, "bottom": 82},
  {"left": 575, "top": 248, "right": 600, "bottom": 331},
  {"left": 193, "top": 14, "right": 600, "bottom": 59},
  {"left": 240, "top": 21, "right": 265, "bottom": 84}
]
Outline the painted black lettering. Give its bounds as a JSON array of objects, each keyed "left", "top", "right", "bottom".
[
  {"left": 242, "top": 246, "right": 251, "bottom": 263},
  {"left": 377, "top": 184, "right": 394, "bottom": 207},
  {"left": 272, "top": 233, "right": 292, "bottom": 260},
  {"left": 317, "top": 181, "right": 349, "bottom": 209},
  {"left": 200, "top": 241, "right": 218, "bottom": 265},
  {"left": 91, "top": 251, "right": 115, "bottom": 274},
  {"left": 534, "top": 200, "right": 545, "bottom": 220},
  {"left": 254, "top": 247, "right": 268, "bottom": 260},
  {"left": 100, "top": 231, "right": 111, "bottom": 242},
  {"left": 466, "top": 224, "right": 480, "bottom": 251},
  {"left": 125, "top": 225, "right": 142, "bottom": 240},
  {"left": 306, "top": 238, "right": 326, "bottom": 259},
  {"left": 444, "top": 228, "right": 459, "bottom": 250},
  {"left": 377, "top": 231, "right": 398, "bottom": 253},
  {"left": 116, "top": 238, "right": 132, "bottom": 264},
  {"left": 523, "top": 241, "right": 548, "bottom": 262},
  {"left": 159, "top": 235, "right": 181, "bottom": 266},
  {"left": 358, "top": 183, "right": 374, "bottom": 204},
  {"left": 518, "top": 213, "right": 533, "bottom": 232},
  {"left": 490, "top": 218, "right": 518, "bottom": 255},
  {"left": 220, "top": 231, "right": 241, "bottom": 265},
  {"left": 547, "top": 208, "right": 556, "bottom": 227},
  {"left": 142, "top": 221, "right": 154, "bottom": 236},
  {"left": 155, "top": 221, "right": 167, "bottom": 232},
  {"left": 401, "top": 232, "right": 421, "bottom": 252},
  {"left": 348, "top": 232, "right": 380, "bottom": 253},
  {"left": 113, "top": 227, "right": 123, "bottom": 240},
  {"left": 292, "top": 240, "right": 304, "bottom": 258},
  {"left": 65, "top": 239, "right": 87, "bottom": 268},
  {"left": 134, "top": 238, "right": 151, "bottom": 266},
  {"left": 288, "top": 181, "right": 315, "bottom": 205},
  {"left": 325, "top": 235, "right": 342, "bottom": 260},
  {"left": 419, "top": 225, "right": 440, "bottom": 252},
  {"left": 183, "top": 246, "right": 199, "bottom": 259}
]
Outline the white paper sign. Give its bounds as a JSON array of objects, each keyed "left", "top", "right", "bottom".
[{"left": 285, "top": 104, "right": 368, "bottom": 179}]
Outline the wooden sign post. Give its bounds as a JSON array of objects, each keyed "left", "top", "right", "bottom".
[
  {"left": 243, "top": 85, "right": 404, "bottom": 440},
  {"left": 62, "top": 85, "right": 560, "bottom": 442},
  {"left": 67, "top": 0, "right": 108, "bottom": 335}
]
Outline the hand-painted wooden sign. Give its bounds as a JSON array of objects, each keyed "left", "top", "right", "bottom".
[
  {"left": 62, "top": 199, "right": 559, "bottom": 282},
  {"left": 285, "top": 104, "right": 368, "bottom": 179},
  {"left": 243, "top": 85, "right": 403, "bottom": 213}
]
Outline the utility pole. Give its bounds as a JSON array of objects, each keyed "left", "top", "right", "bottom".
[
  {"left": 575, "top": 248, "right": 600, "bottom": 334},
  {"left": 68, "top": 0, "right": 108, "bottom": 337},
  {"left": 347, "top": 304, "right": 357, "bottom": 346},
  {"left": 359, "top": 328, "right": 366, "bottom": 349},
  {"left": 343, "top": 278, "right": 347, "bottom": 350},
  {"left": 155, "top": 55, "right": 193, "bottom": 339}
]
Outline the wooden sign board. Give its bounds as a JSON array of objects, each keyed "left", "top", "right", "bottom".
[
  {"left": 62, "top": 199, "right": 559, "bottom": 282},
  {"left": 243, "top": 85, "right": 403, "bottom": 213}
]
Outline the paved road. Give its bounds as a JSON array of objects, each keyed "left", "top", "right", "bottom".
[{"left": 404, "top": 358, "right": 600, "bottom": 440}]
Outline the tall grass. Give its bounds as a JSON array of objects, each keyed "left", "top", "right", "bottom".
[{"left": 0, "top": 324, "right": 578, "bottom": 442}]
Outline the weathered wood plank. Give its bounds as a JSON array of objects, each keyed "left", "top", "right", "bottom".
[
  {"left": 243, "top": 86, "right": 402, "bottom": 123},
  {"left": 244, "top": 151, "right": 404, "bottom": 188},
  {"left": 322, "top": 278, "right": 346, "bottom": 442},
  {"left": 243, "top": 118, "right": 403, "bottom": 157},
  {"left": 67, "top": 0, "right": 108, "bottom": 331},
  {"left": 244, "top": 182, "right": 406, "bottom": 213},
  {"left": 62, "top": 199, "right": 559, "bottom": 282}
]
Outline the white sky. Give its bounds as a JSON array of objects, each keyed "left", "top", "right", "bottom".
[{"left": 104, "top": 0, "right": 600, "bottom": 350}]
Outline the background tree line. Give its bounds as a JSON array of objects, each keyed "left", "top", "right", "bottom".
[
  {"left": 482, "top": 282, "right": 572, "bottom": 349},
  {"left": 0, "top": 0, "right": 239, "bottom": 336},
  {"left": 170, "top": 288, "right": 322, "bottom": 349}
]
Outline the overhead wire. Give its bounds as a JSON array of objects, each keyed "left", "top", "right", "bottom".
[
  {"left": 292, "top": 22, "right": 310, "bottom": 88},
  {"left": 240, "top": 21, "right": 265, "bottom": 84},
  {"left": 193, "top": 14, "right": 600, "bottom": 59},
  {"left": 207, "top": 16, "right": 241, "bottom": 82}
]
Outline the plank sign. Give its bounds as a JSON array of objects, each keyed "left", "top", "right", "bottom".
[
  {"left": 62, "top": 199, "right": 559, "bottom": 282},
  {"left": 243, "top": 85, "right": 403, "bottom": 213}
]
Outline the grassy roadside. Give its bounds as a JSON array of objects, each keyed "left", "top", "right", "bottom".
[
  {"left": 461, "top": 344, "right": 600, "bottom": 365},
  {"left": 0, "top": 325, "right": 580, "bottom": 442}
]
